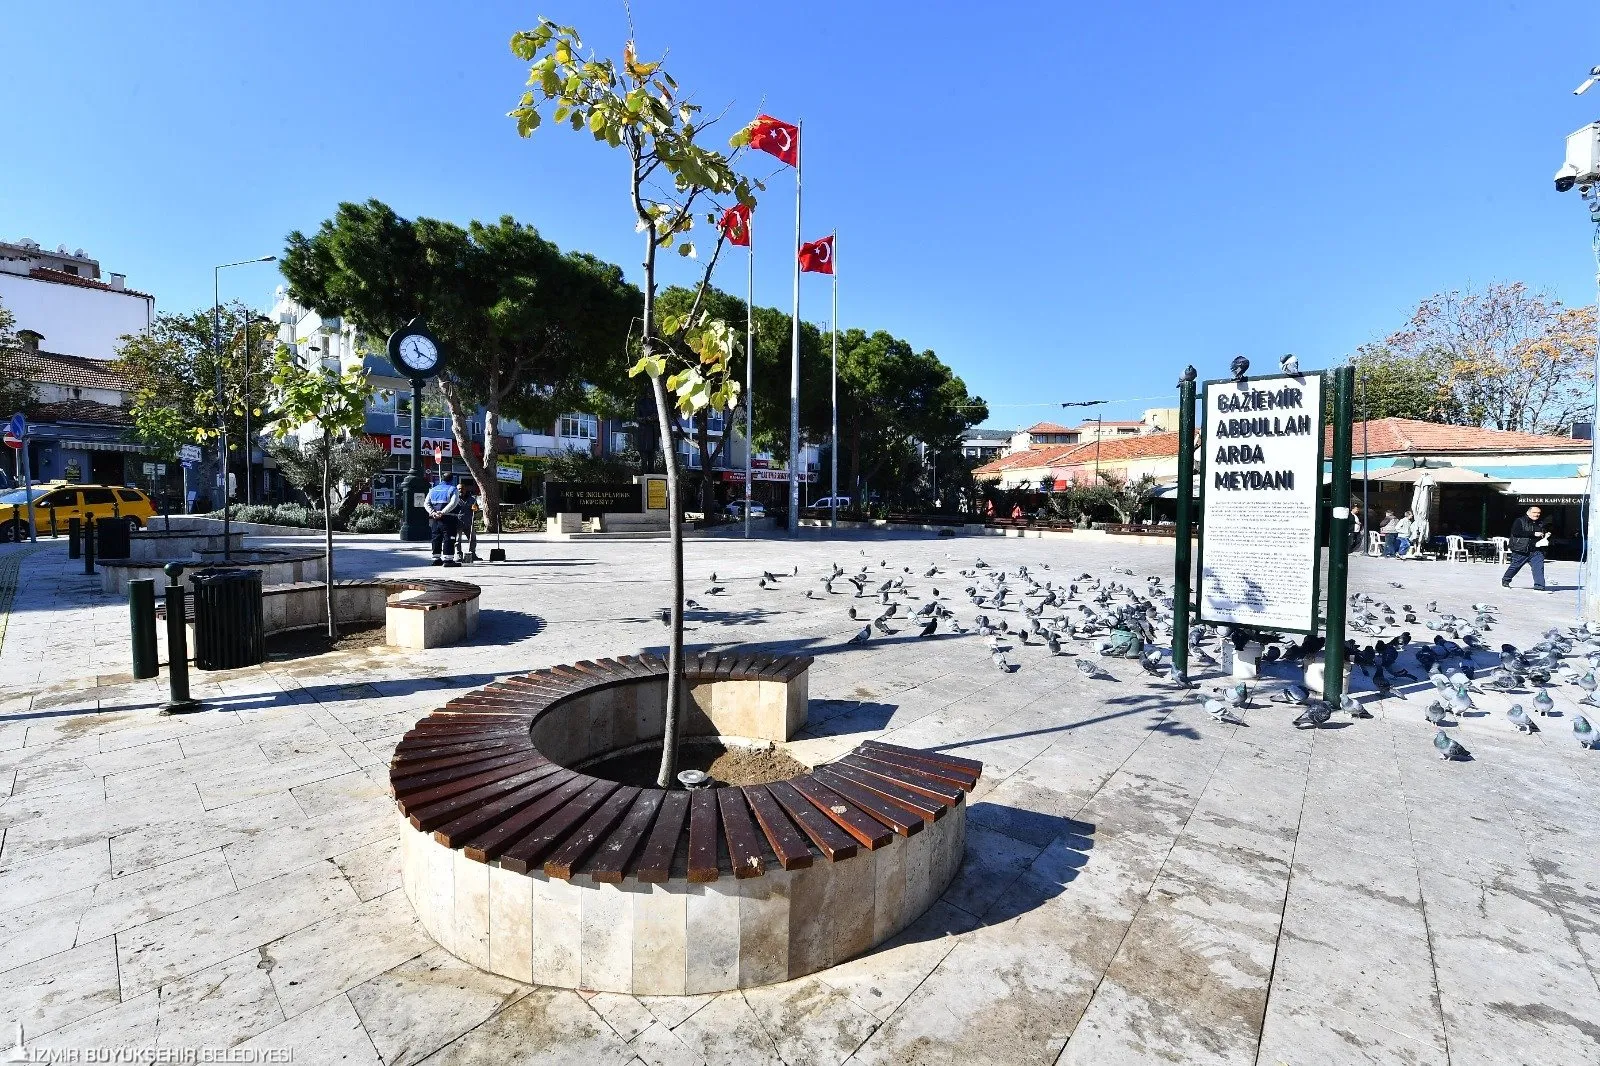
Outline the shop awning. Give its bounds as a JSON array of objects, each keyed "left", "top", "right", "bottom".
[
  {"left": 1502, "top": 476, "right": 1589, "bottom": 503},
  {"left": 59, "top": 440, "right": 143, "bottom": 453},
  {"left": 1362, "top": 465, "right": 1508, "bottom": 486}
]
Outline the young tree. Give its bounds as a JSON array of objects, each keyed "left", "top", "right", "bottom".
[
  {"left": 113, "top": 303, "right": 273, "bottom": 488},
  {"left": 281, "top": 202, "right": 637, "bottom": 531},
  {"left": 0, "top": 300, "right": 36, "bottom": 424},
  {"left": 1098, "top": 471, "right": 1160, "bottom": 523},
  {"left": 1384, "top": 282, "right": 1596, "bottom": 435},
  {"left": 266, "top": 348, "right": 374, "bottom": 637},
  {"left": 264, "top": 435, "right": 389, "bottom": 527},
  {"left": 510, "top": 19, "right": 755, "bottom": 786}
]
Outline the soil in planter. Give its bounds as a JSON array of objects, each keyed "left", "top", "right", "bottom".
[
  {"left": 265, "top": 622, "right": 388, "bottom": 660},
  {"left": 585, "top": 741, "right": 807, "bottom": 788}
]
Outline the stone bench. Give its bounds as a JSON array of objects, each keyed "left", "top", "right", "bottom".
[
  {"left": 391, "top": 652, "right": 980, "bottom": 995},
  {"left": 100, "top": 548, "right": 326, "bottom": 597},
  {"left": 158, "top": 576, "right": 480, "bottom": 651}
]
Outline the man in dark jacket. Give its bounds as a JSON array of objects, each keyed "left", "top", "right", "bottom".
[{"left": 1502, "top": 505, "right": 1552, "bottom": 590}]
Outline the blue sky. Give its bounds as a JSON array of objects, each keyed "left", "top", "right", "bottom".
[{"left": 4, "top": 1, "right": 1596, "bottom": 429}]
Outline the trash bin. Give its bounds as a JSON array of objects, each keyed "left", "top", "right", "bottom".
[
  {"left": 96, "top": 516, "right": 131, "bottom": 560},
  {"left": 189, "top": 568, "right": 265, "bottom": 670}
]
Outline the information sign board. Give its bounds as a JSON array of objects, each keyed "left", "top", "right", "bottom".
[
  {"left": 1197, "top": 373, "right": 1325, "bottom": 633},
  {"left": 543, "top": 482, "right": 642, "bottom": 517}
]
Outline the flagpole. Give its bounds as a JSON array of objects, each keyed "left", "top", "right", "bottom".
[
  {"left": 788, "top": 120, "right": 802, "bottom": 535},
  {"left": 744, "top": 215, "right": 754, "bottom": 540},
  {"left": 830, "top": 229, "right": 838, "bottom": 531}
]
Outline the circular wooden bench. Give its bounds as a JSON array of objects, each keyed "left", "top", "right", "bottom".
[
  {"left": 392, "top": 652, "right": 981, "bottom": 995},
  {"left": 158, "top": 576, "right": 481, "bottom": 651}
]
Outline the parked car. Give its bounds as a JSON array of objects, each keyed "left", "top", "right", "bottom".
[
  {"left": 723, "top": 500, "right": 767, "bottom": 519},
  {"left": 809, "top": 496, "right": 853, "bottom": 511},
  {"left": 0, "top": 483, "right": 157, "bottom": 541}
]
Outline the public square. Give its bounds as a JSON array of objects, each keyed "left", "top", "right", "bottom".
[{"left": 2, "top": 530, "right": 1596, "bottom": 1066}]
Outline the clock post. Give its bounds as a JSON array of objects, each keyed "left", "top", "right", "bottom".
[{"left": 386, "top": 319, "right": 444, "bottom": 543}]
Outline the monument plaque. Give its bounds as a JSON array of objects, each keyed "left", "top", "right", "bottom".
[
  {"left": 1197, "top": 372, "right": 1325, "bottom": 633},
  {"left": 544, "top": 482, "right": 642, "bottom": 517}
]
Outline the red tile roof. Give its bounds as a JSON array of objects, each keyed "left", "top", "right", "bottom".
[
  {"left": 3, "top": 348, "right": 129, "bottom": 391},
  {"left": 29, "top": 398, "right": 131, "bottom": 426},
  {"left": 1024, "top": 421, "right": 1072, "bottom": 435},
  {"left": 1324, "top": 418, "right": 1585, "bottom": 456},
  {"left": 25, "top": 267, "right": 154, "bottom": 300},
  {"left": 974, "top": 431, "right": 1183, "bottom": 476}
]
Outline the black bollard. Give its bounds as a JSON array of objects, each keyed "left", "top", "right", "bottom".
[
  {"left": 83, "top": 517, "right": 96, "bottom": 574},
  {"left": 129, "top": 578, "right": 158, "bottom": 679},
  {"left": 160, "top": 562, "right": 201, "bottom": 714},
  {"left": 68, "top": 517, "right": 80, "bottom": 558},
  {"left": 49, "top": 508, "right": 57, "bottom": 539}
]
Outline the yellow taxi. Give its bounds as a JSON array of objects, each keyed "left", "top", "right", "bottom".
[{"left": 0, "top": 482, "right": 158, "bottom": 541}]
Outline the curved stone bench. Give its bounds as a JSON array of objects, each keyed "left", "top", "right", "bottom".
[
  {"left": 158, "top": 577, "right": 480, "bottom": 651},
  {"left": 392, "top": 653, "right": 980, "bottom": 995},
  {"left": 100, "top": 548, "right": 326, "bottom": 597}
]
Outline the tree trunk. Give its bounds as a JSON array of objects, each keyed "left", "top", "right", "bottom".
[
  {"left": 323, "top": 450, "right": 337, "bottom": 639},
  {"left": 652, "top": 384, "right": 685, "bottom": 788},
  {"left": 438, "top": 378, "right": 503, "bottom": 534}
]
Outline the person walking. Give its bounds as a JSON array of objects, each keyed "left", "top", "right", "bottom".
[
  {"left": 1349, "top": 502, "right": 1364, "bottom": 555},
  {"left": 425, "top": 471, "right": 462, "bottom": 567},
  {"left": 1502, "top": 505, "right": 1552, "bottom": 590}
]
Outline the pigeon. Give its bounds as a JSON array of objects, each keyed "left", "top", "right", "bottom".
[
  {"left": 704, "top": 585, "right": 726, "bottom": 596},
  {"left": 1279, "top": 353, "right": 1299, "bottom": 375},
  {"left": 1230, "top": 354, "right": 1250, "bottom": 381},
  {"left": 758, "top": 576, "right": 770, "bottom": 589},
  {"left": 762, "top": 570, "right": 779, "bottom": 583},
  {"left": 918, "top": 617, "right": 937, "bottom": 638},
  {"left": 873, "top": 617, "right": 896, "bottom": 636},
  {"left": 1205, "top": 698, "right": 1244, "bottom": 725},
  {"left": 1534, "top": 687, "right": 1555, "bottom": 716},
  {"left": 658, "top": 607, "right": 671, "bottom": 626},
  {"left": 1507, "top": 704, "right": 1537, "bottom": 733},
  {"left": 1293, "top": 702, "right": 1332, "bottom": 729},
  {"left": 685, "top": 598, "right": 703, "bottom": 611},
  {"left": 709, "top": 572, "right": 717, "bottom": 582},
  {"left": 1424, "top": 701, "right": 1451, "bottom": 726},
  {"left": 847, "top": 626, "right": 871, "bottom": 645},
  {"left": 991, "top": 650, "right": 1014, "bottom": 672},
  {"left": 1341, "top": 693, "right": 1373, "bottom": 719},
  {"left": 1434, "top": 731, "right": 1471, "bottom": 760},
  {"left": 1575, "top": 715, "right": 1598, "bottom": 749},
  {"left": 1139, "top": 648, "right": 1164, "bottom": 676},
  {"left": 1270, "top": 684, "right": 1309, "bottom": 705},
  {"left": 848, "top": 606, "right": 859, "bottom": 620},
  {"left": 1075, "top": 659, "right": 1104, "bottom": 681}
]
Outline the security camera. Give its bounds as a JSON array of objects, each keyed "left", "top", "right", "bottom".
[{"left": 1556, "top": 123, "right": 1600, "bottom": 193}]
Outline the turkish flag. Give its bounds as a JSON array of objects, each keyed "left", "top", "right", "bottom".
[
  {"left": 719, "top": 204, "right": 751, "bottom": 247},
  {"left": 799, "top": 235, "right": 834, "bottom": 274},
  {"left": 747, "top": 114, "right": 799, "bottom": 167}
]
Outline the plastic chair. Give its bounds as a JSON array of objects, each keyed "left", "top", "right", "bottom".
[
  {"left": 1368, "top": 531, "right": 1383, "bottom": 556},
  {"left": 1491, "top": 536, "right": 1509, "bottom": 566},
  {"left": 1445, "top": 534, "right": 1468, "bottom": 562}
]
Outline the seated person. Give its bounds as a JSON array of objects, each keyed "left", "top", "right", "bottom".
[{"left": 1393, "top": 511, "right": 1414, "bottom": 557}]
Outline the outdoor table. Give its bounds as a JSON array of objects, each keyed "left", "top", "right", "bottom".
[{"left": 1461, "top": 538, "right": 1499, "bottom": 562}]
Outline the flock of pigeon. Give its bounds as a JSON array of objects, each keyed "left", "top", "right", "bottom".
[{"left": 674, "top": 554, "right": 1600, "bottom": 764}]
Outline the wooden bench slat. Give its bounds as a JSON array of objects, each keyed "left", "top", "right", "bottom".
[
  {"left": 789, "top": 776, "right": 897, "bottom": 849},
  {"left": 461, "top": 774, "right": 592, "bottom": 863},
  {"left": 714, "top": 657, "right": 737, "bottom": 681},
  {"left": 729, "top": 655, "right": 759, "bottom": 681},
  {"left": 544, "top": 786, "right": 644, "bottom": 879},
  {"left": 395, "top": 755, "right": 550, "bottom": 809},
  {"left": 715, "top": 787, "right": 766, "bottom": 879},
  {"left": 687, "top": 789, "right": 721, "bottom": 883},
  {"left": 431, "top": 768, "right": 579, "bottom": 847},
  {"left": 632, "top": 791, "right": 690, "bottom": 882},
  {"left": 500, "top": 779, "right": 621, "bottom": 875},
  {"left": 861, "top": 739, "right": 984, "bottom": 778},
  {"left": 838, "top": 753, "right": 963, "bottom": 806},
  {"left": 582, "top": 789, "right": 665, "bottom": 883},
  {"left": 775, "top": 656, "right": 814, "bottom": 681},
  {"left": 741, "top": 785, "right": 813, "bottom": 870},
  {"left": 390, "top": 736, "right": 527, "bottom": 764},
  {"left": 390, "top": 751, "right": 532, "bottom": 794},
  {"left": 817, "top": 764, "right": 943, "bottom": 823},
  {"left": 407, "top": 763, "right": 563, "bottom": 832},
  {"left": 813, "top": 769, "right": 927, "bottom": 836},
  {"left": 766, "top": 780, "right": 859, "bottom": 861},
  {"left": 850, "top": 747, "right": 978, "bottom": 792}
]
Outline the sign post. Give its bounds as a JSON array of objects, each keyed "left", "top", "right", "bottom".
[
  {"left": 8, "top": 414, "right": 34, "bottom": 544},
  {"left": 1186, "top": 365, "right": 1353, "bottom": 702},
  {"left": 385, "top": 320, "right": 446, "bottom": 543},
  {"left": 1171, "top": 368, "right": 1198, "bottom": 679}
]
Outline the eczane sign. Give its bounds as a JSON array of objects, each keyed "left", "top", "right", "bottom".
[{"left": 1198, "top": 373, "right": 1325, "bottom": 633}]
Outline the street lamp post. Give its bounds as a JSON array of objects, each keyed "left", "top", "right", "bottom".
[
  {"left": 213, "top": 256, "right": 277, "bottom": 561},
  {"left": 1060, "top": 399, "right": 1109, "bottom": 476},
  {"left": 241, "top": 313, "right": 271, "bottom": 507}
]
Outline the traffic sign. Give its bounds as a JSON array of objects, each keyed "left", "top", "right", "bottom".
[
  {"left": 179, "top": 443, "right": 202, "bottom": 469},
  {"left": 7, "top": 414, "right": 25, "bottom": 440},
  {"left": 2, "top": 433, "right": 18, "bottom": 451}
]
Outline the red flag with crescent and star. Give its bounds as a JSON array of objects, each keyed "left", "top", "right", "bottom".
[
  {"left": 719, "top": 204, "right": 751, "bottom": 247},
  {"left": 798, "top": 235, "right": 834, "bottom": 274},
  {"left": 747, "top": 114, "right": 799, "bottom": 167}
]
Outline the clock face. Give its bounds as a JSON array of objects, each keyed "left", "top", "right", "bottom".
[{"left": 399, "top": 334, "right": 438, "bottom": 373}]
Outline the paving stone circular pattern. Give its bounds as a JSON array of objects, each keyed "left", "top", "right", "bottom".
[{"left": 391, "top": 652, "right": 982, "bottom": 994}]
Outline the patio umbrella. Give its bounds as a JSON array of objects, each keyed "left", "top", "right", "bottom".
[{"left": 1410, "top": 472, "right": 1434, "bottom": 544}]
